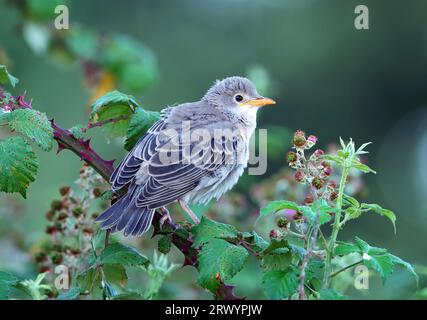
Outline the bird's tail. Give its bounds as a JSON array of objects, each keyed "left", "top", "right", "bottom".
[{"left": 95, "top": 195, "right": 154, "bottom": 237}]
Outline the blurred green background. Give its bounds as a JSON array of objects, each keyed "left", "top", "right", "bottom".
[{"left": 1, "top": 0, "right": 427, "bottom": 299}]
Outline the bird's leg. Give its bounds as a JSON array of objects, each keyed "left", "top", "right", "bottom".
[
  {"left": 159, "top": 206, "right": 173, "bottom": 227},
  {"left": 179, "top": 200, "right": 200, "bottom": 224}
]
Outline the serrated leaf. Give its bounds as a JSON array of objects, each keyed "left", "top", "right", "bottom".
[
  {"left": 242, "top": 231, "right": 269, "bottom": 253},
  {"left": 262, "top": 268, "right": 299, "bottom": 300},
  {"left": 99, "top": 243, "right": 149, "bottom": 267},
  {"left": 192, "top": 216, "right": 239, "bottom": 247},
  {"left": 124, "top": 108, "right": 160, "bottom": 151},
  {"left": 361, "top": 203, "right": 396, "bottom": 233},
  {"left": 335, "top": 242, "right": 361, "bottom": 256},
  {"left": 90, "top": 90, "right": 139, "bottom": 137},
  {"left": 5, "top": 109, "right": 54, "bottom": 151},
  {"left": 261, "top": 239, "right": 290, "bottom": 256},
  {"left": 260, "top": 200, "right": 299, "bottom": 216},
  {"left": 299, "top": 199, "right": 334, "bottom": 226},
  {"left": 363, "top": 254, "right": 394, "bottom": 283},
  {"left": 103, "top": 263, "right": 128, "bottom": 287},
  {"left": 337, "top": 237, "right": 418, "bottom": 283},
  {"left": 389, "top": 254, "right": 419, "bottom": 284},
  {"left": 197, "top": 239, "right": 248, "bottom": 292},
  {"left": 76, "top": 267, "right": 100, "bottom": 293},
  {"left": 0, "top": 137, "right": 38, "bottom": 198},
  {"left": 0, "top": 65, "right": 19, "bottom": 87}
]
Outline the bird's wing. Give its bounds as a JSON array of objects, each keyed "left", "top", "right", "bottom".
[
  {"left": 133, "top": 124, "right": 241, "bottom": 208},
  {"left": 110, "top": 119, "right": 167, "bottom": 191}
]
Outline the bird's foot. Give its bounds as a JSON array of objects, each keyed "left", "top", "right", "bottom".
[
  {"left": 179, "top": 200, "right": 200, "bottom": 224},
  {"left": 159, "top": 207, "right": 173, "bottom": 227}
]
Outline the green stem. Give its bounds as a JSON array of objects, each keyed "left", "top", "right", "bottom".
[
  {"left": 330, "top": 259, "right": 363, "bottom": 279},
  {"left": 323, "top": 165, "right": 350, "bottom": 288}
]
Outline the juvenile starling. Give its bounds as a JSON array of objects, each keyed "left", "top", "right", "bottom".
[{"left": 96, "top": 76, "right": 275, "bottom": 236}]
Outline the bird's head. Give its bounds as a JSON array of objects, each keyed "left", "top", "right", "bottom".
[{"left": 202, "top": 76, "right": 276, "bottom": 114}]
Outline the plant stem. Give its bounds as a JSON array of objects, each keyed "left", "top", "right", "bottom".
[
  {"left": 323, "top": 166, "right": 350, "bottom": 288},
  {"left": 330, "top": 259, "right": 363, "bottom": 279}
]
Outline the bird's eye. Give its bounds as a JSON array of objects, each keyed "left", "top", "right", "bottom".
[{"left": 234, "top": 94, "right": 244, "bottom": 102}]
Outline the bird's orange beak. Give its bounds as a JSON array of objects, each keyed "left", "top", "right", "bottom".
[{"left": 245, "top": 97, "right": 276, "bottom": 107}]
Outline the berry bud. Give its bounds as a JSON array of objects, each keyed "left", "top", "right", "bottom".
[
  {"left": 34, "top": 252, "right": 47, "bottom": 263},
  {"left": 45, "top": 225, "right": 57, "bottom": 235},
  {"left": 330, "top": 191, "right": 338, "bottom": 201},
  {"left": 277, "top": 217, "right": 288, "bottom": 228},
  {"left": 306, "top": 135, "right": 317, "bottom": 148},
  {"left": 292, "top": 130, "right": 306, "bottom": 148},
  {"left": 92, "top": 187, "right": 102, "bottom": 198},
  {"left": 59, "top": 186, "right": 71, "bottom": 196},
  {"left": 57, "top": 212, "right": 68, "bottom": 221},
  {"left": 50, "top": 252, "right": 63, "bottom": 264},
  {"left": 327, "top": 180, "right": 337, "bottom": 190},
  {"left": 312, "top": 177, "right": 324, "bottom": 189},
  {"left": 313, "top": 149, "right": 325, "bottom": 158},
  {"left": 323, "top": 166, "right": 333, "bottom": 176},
  {"left": 72, "top": 207, "right": 83, "bottom": 217},
  {"left": 286, "top": 151, "right": 297, "bottom": 164},
  {"left": 294, "top": 170, "right": 305, "bottom": 183},
  {"left": 269, "top": 229, "right": 280, "bottom": 240},
  {"left": 50, "top": 200, "right": 63, "bottom": 211},
  {"left": 45, "top": 210, "right": 55, "bottom": 221},
  {"left": 304, "top": 195, "right": 314, "bottom": 204}
]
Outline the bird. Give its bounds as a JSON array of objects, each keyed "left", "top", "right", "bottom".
[{"left": 95, "top": 76, "right": 276, "bottom": 236}]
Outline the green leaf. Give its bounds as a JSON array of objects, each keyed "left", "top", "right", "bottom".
[
  {"left": 260, "top": 239, "right": 292, "bottom": 271},
  {"left": 26, "top": 0, "right": 68, "bottom": 20},
  {"left": 103, "top": 263, "right": 128, "bottom": 287},
  {"left": 389, "top": 254, "right": 419, "bottom": 284},
  {"left": 197, "top": 239, "right": 248, "bottom": 292},
  {"left": 192, "top": 216, "right": 239, "bottom": 247},
  {"left": 306, "top": 260, "right": 325, "bottom": 282},
  {"left": 76, "top": 267, "right": 101, "bottom": 293},
  {"left": 158, "top": 235, "right": 172, "bottom": 254},
  {"left": 343, "top": 194, "right": 360, "bottom": 208},
  {"left": 90, "top": 90, "right": 139, "bottom": 137},
  {"left": 335, "top": 242, "right": 361, "bottom": 256},
  {"left": 99, "top": 243, "right": 149, "bottom": 267},
  {"left": 0, "top": 137, "right": 38, "bottom": 198},
  {"left": 0, "top": 271, "right": 20, "bottom": 299},
  {"left": 336, "top": 237, "right": 418, "bottom": 283},
  {"left": 262, "top": 268, "right": 299, "bottom": 300},
  {"left": 363, "top": 254, "right": 394, "bottom": 283},
  {"left": 351, "top": 159, "right": 376, "bottom": 174},
  {"left": 69, "top": 124, "right": 86, "bottom": 139},
  {"left": 361, "top": 203, "right": 396, "bottom": 233},
  {"left": 0, "top": 65, "right": 19, "bottom": 87},
  {"left": 124, "top": 108, "right": 160, "bottom": 151},
  {"left": 260, "top": 200, "right": 299, "bottom": 216},
  {"left": 299, "top": 199, "right": 334, "bottom": 226},
  {"left": 321, "top": 154, "right": 343, "bottom": 165},
  {"left": 57, "top": 286, "right": 82, "bottom": 300},
  {"left": 319, "top": 288, "right": 346, "bottom": 300},
  {"left": 5, "top": 109, "right": 54, "bottom": 151},
  {"left": 242, "top": 231, "right": 269, "bottom": 253}
]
